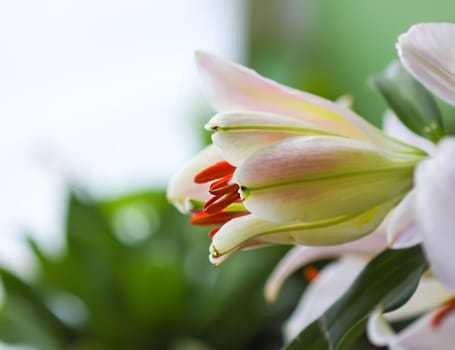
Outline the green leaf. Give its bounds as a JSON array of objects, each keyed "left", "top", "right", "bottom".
[
  {"left": 284, "top": 245, "right": 427, "bottom": 350},
  {"left": 0, "top": 268, "right": 73, "bottom": 349},
  {"left": 371, "top": 61, "right": 445, "bottom": 143}
]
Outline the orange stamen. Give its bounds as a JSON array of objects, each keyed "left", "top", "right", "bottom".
[
  {"left": 303, "top": 266, "right": 320, "bottom": 282},
  {"left": 194, "top": 161, "right": 236, "bottom": 184},
  {"left": 209, "top": 175, "right": 233, "bottom": 191},
  {"left": 209, "top": 182, "right": 239, "bottom": 196},
  {"left": 190, "top": 211, "right": 249, "bottom": 226},
  {"left": 203, "top": 191, "right": 241, "bottom": 215},
  {"left": 190, "top": 160, "right": 250, "bottom": 238},
  {"left": 431, "top": 297, "right": 455, "bottom": 328},
  {"left": 208, "top": 227, "right": 221, "bottom": 238}
]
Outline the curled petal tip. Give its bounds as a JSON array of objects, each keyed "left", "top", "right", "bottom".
[
  {"left": 209, "top": 244, "right": 238, "bottom": 266},
  {"left": 210, "top": 244, "right": 220, "bottom": 258},
  {"left": 367, "top": 309, "right": 396, "bottom": 347}
]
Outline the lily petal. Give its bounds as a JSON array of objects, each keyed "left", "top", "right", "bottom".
[
  {"left": 396, "top": 311, "right": 455, "bottom": 350},
  {"left": 367, "top": 309, "right": 396, "bottom": 347},
  {"left": 397, "top": 23, "right": 455, "bottom": 107},
  {"left": 265, "top": 228, "right": 387, "bottom": 303},
  {"left": 415, "top": 137, "right": 455, "bottom": 291},
  {"left": 383, "top": 111, "right": 436, "bottom": 155},
  {"left": 368, "top": 308, "right": 455, "bottom": 350},
  {"left": 210, "top": 198, "right": 398, "bottom": 262},
  {"left": 167, "top": 144, "right": 224, "bottom": 213},
  {"left": 196, "top": 51, "right": 419, "bottom": 155},
  {"left": 386, "top": 277, "right": 452, "bottom": 321},
  {"left": 236, "top": 136, "right": 415, "bottom": 223},
  {"left": 387, "top": 191, "right": 422, "bottom": 249},
  {"left": 284, "top": 257, "right": 366, "bottom": 342},
  {"left": 206, "top": 111, "right": 342, "bottom": 166}
]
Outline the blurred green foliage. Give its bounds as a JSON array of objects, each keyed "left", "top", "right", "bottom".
[
  {"left": 0, "top": 192, "right": 304, "bottom": 350},
  {"left": 247, "top": 0, "right": 455, "bottom": 130}
]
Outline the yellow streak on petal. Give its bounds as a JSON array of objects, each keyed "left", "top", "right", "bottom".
[{"left": 356, "top": 206, "right": 379, "bottom": 225}]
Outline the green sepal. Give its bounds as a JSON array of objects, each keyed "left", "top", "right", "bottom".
[{"left": 371, "top": 61, "right": 445, "bottom": 143}]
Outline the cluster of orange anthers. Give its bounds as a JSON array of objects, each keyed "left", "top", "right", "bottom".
[
  {"left": 431, "top": 297, "right": 455, "bottom": 328},
  {"left": 190, "top": 161, "right": 250, "bottom": 238}
]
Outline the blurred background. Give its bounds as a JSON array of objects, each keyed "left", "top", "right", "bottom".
[{"left": 1, "top": 0, "right": 455, "bottom": 349}]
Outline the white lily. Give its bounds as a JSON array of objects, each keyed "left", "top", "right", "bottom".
[
  {"left": 273, "top": 108, "right": 453, "bottom": 345},
  {"left": 264, "top": 226, "right": 452, "bottom": 343},
  {"left": 390, "top": 23, "right": 455, "bottom": 291},
  {"left": 264, "top": 226, "right": 388, "bottom": 304},
  {"left": 358, "top": 113, "right": 455, "bottom": 349},
  {"left": 267, "top": 229, "right": 386, "bottom": 341},
  {"left": 368, "top": 303, "right": 455, "bottom": 350},
  {"left": 167, "top": 52, "right": 426, "bottom": 264},
  {"left": 360, "top": 22, "right": 455, "bottom": 349}
]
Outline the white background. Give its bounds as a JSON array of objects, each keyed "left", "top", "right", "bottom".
[{"left": 0, "top": 0, "right": 244, "bottom": 283}]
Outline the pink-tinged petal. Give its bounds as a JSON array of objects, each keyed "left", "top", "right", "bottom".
[
  {"left": 383, "top": 111, "right": 436, "bottom": 155},
  {"left": 284, "top": 257, "right": 366, "bottom": 342},
  {"left": 196, "top": 51, "right": 418, "bottom": 154},
  {"left": 386, "top": 277, "right": 452, "bottom": 321},
  {"left": 387, "top": 191, "right": 422, "bottom": 249},
  {"left": 204, "top": 95, "right": 358, "bottom": 166},
  {"left": 167, "top": 144, "right": 224, "bottom": 213},
  {"left": 236, "top": 136, "right": 415, "bottom": 223},
  {"left": 265, "top": 228, "right": 387, "bottom": 303},
  {"left": 397, "top": 23, "right": 455, "bottom": 106},
  {"left": 210, "top": 201, "right": 395, "bottom": 262},
  {"left": 415, "top": 137, "right": 455, "bottom": 291},
  {"left": 206, "top": 111, "right": 342, "bottom": 166}
]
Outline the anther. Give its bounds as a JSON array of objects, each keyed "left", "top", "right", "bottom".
[
  {"left": 190, "top": 211, "right": 249, "bottom": 226},
  {"left": 431, "top": 297, "right": 455, "bottom": 328},
  {"left": 209, "top": 183, "right": 240, "bottom": 196},
  {"left": 208, "top": 227, "right": 221, "bottom": 238},
  {"left": 209, "top": 175, "right": 232, "bottom": 191},
  {"left": 303, "top": 266, "right": 320, "bottom": 282},
  {"left": 203, "top": 191, "right": 241, "bottom": 215},
  {"left": 194, "top": 161, "right": 236, "bottom": 184}
]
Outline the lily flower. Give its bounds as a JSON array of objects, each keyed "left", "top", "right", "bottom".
[
  {"left": 267, "top": 112, "right": 453, "bottom": 345},
  {"left": 352, "top": 110, "right": 455, "bottom": 349},
  {"left": 264, "top": 226, "right": 452, "bottom": 343},
  {"left": 167, "top": 52, "right": 427, "bottom": 264},
  {"left": 360, "top": 23, "right": 455, "bottom": 348},
  {"left": 367, "top": 299, "right": 455, "bottom": 350},
  {"left": 390, "top": 23, "right": 455, "bottom": 290}
]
